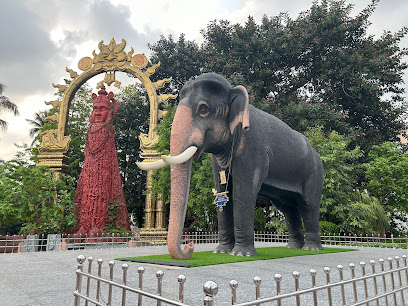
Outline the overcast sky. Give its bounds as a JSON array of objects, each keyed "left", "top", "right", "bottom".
[{"left": 0, "top": 0, "right": 407, "bottom": 161}]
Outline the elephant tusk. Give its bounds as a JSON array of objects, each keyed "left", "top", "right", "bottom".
[
  {"left": 161, "top": 146, "right": 198, "bottom": 165},
  {"left": 136, "top": 159, "right": 168, "bottom": 170}
]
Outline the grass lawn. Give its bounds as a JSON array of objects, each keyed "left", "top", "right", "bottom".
[{"left": 117, "top": 247, "right": 356, "bottom": 268}]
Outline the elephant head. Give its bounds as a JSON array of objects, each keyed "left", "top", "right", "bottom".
[{"left": 137, "top": 73, "right": 249, "bottom": 259}]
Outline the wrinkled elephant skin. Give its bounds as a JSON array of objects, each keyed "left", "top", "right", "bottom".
[{"left": 166, "top": 73, "right": 324, "bottom": 258}]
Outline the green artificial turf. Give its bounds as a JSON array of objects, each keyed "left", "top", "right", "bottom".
[{"left": 117, "top": 247, "right": 356, "bottom": 268}]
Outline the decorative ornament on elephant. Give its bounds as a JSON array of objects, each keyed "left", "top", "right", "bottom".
[{"left": 137, "top": 73, "right": 324, "bottom": 259}]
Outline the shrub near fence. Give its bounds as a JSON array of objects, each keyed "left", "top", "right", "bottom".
[{"left": 2, "top": 232, "right": 408, "bottom": 254}]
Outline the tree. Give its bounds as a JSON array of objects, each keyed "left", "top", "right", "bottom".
[
  {"left": 65, "top": 83, "right": 93, "bottom": 181},
  {"left": 283, "top": 0, "right": 408, "bottom": 150},
  {"left": 335, "top": 191, "right": 389, "bottom": 234},
  {"left": 0, "top": 160, "right": 76, "bottom": 235},
  {"left": 305, "top": 126, "right": 388, "bottom": 234},
  {"left": 26, "top": 111, "right": 47, "bottom": 146},
  {"left": 149, "top": 34, "right": 205, "bottom": 94},
  {"left": 365, "top": 142, "right": 408, "bottom": 232},
  {"left": 0, "top": 83, "right": 19, "bottom": 131},
  {"left": 114, "top": 84, "right": 150, "bottom": 227},
  {"left": 200, "top": 1, "right": 408, "bottom": 150},
  {"left": 305, "top": 127, "right": 363, "bottom": 221}
]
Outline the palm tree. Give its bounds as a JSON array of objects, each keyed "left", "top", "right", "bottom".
[
  {"left": 26, "top": 111, "right": 47, "bottom": 137},
  {"left": 0, "top": 83, "right": 19, "bottom": 131},
  {"left": 26, "top": 111, "right": 47, "bottom": 146}
]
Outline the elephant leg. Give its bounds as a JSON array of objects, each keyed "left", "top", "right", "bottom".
[
  {"left": 215, "top": 195, "right": 235, "bottom": 253},
  {"left": 300, "top": 205, "right": 322, "bottom": 250},
  {"left": 211, "top": 156, "right": 235, "bottom": 253},
  {"left": 230, "top": 176, "right": 259, "bottom": 256},
  {"left": 278, "top": 203, "right": 305, "bottom": 249},
  {"left": 300, "top": 171, "right": 323, "bottom": 250}
]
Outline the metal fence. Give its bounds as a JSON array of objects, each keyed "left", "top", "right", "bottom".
[
  {"left": 256, "top": 232, "right": 408, "bottom": 249},
  {"left": 1, "top": 231, "right": 407, "bottom": 254},
  {"left": 74, "top": 255, "right": 189, "bottom": 306},
  {"left": 230, "top": 256, "right": 408, "bottom": 305},
  {"left": 73, "top": 254, "right": 408, "bottom": 305},
  {"left": 0, "top": 231, "right": 219, "bottom": 254}
]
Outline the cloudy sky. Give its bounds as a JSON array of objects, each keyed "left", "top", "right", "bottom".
[{"left": 0, "top": 0, "right": 407, "bottom": 161}]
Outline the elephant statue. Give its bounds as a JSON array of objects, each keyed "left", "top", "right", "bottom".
[{"left": 137, "top": 73, "right": 324, "bottom": 259}]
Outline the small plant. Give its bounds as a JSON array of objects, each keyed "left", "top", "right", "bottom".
[
  {"left": 103, "top": 196, "right": 132, "bottom": 235},
  {"left": 267, "top": 209, "right": 287, "bottom": 234}
]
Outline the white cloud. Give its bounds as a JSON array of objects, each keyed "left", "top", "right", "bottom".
[{"left": 112, "top": 0, "right": 240, "bottom": 39}]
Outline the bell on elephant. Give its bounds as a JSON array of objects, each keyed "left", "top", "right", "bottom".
[{"left": 137, "top": 73, "right": 324, "bottom": 259}]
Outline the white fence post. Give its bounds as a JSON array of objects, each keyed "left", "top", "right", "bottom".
[{"left": 74, "top": 255, "right": 86, "bottom": 306}]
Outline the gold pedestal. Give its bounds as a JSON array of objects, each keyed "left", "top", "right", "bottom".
[
  {"left": 37, "top": 153, "right": 70, "bottom": 173},
  {"left": 139, "top": 228, "right": 167, "bottom": 245}
]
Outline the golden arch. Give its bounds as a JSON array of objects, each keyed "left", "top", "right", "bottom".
[
  {"left": 37, "top": 38, "right": 176, "bottom": 171},
  {"left": 37, "top": 38, "right": 176, "bottom": 231}
]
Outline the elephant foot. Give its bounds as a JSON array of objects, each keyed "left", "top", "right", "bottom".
[
  {"left": 286, "top": 240, "right": 305, "bottom": 249},
  {"left": 214, "top": 243, "right": 234, "bottom": 254},
  {"left": 286, "top": 233, "right": 305, "bottom": 249},
  {"left": 303, "top": 232, "right": 322, "bottom": 250},
  {"left": 303, "top": 242, "right": 323, "bottom": 251},
  {"left": 230, "top": 245, "right": 257, "bottom": 257}
]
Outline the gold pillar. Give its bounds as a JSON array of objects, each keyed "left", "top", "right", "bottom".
[
  {"left": 143, "top": 172, "right": 156, "bottom": 229},
  {"left": 155, "top": 197, "right": 166, "bottom": 230},
  {"left": 139, "top": 134, "right": 168, "bottom": 234}
]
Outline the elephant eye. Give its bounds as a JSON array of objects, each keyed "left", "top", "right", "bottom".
[{"left": 197, "top": 102, "right": 210, "bottom": 117}]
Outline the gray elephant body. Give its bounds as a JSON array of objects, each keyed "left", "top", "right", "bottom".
[
  {"left": 212, "top": 103, "right": 324, "bottom": 256},
  {"left": 165, "top": 73, "right": 323, "bottom": 259}
]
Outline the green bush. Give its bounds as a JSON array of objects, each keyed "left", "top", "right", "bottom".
[{"left": 319, "top": 221, "right": 340, "bottom": 234}]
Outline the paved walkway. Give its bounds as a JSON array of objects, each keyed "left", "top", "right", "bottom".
[{"left": 0, "top": 243, "right": 407, "bottom": 305}]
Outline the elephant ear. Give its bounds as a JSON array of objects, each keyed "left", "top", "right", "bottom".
[{"left": 228, "top": 85, "right": 250, "bottom": 134}]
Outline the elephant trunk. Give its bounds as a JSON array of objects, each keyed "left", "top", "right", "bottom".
[
  {"left": 167, "top": 104, "right": 197, "bottom": 259},
  {"left": 167, "top": 159, "right": 194, "bottom": 259}
]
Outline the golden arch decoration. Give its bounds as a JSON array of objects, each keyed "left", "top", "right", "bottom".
[
  {"left": 37, "top": 38, "right": 176, "bottom": 232},
  {"left": 37, "top": 38, "right": 176, "bottom": 172}
]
